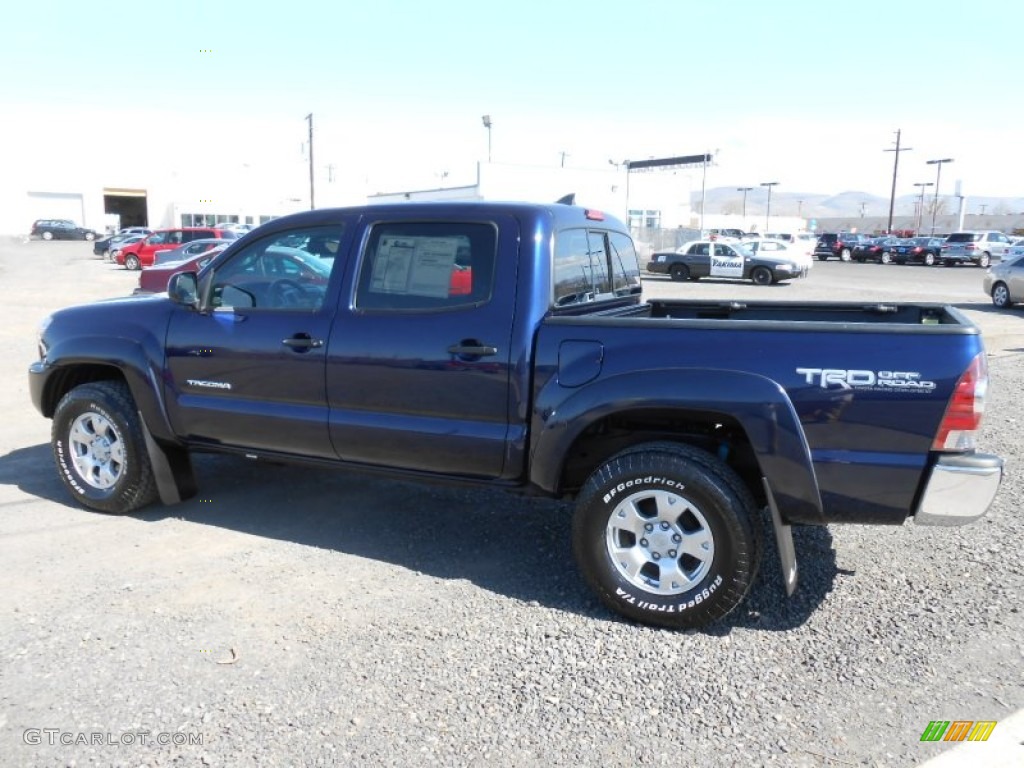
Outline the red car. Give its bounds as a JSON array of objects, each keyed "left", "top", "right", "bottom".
[
  {"left": 117, "top": 227, "right": 239, "bottom": 270},
  {"left": 134, "top": 246, "right": 229, "bottom": 294}
]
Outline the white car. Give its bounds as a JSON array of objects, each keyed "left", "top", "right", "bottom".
[{"left": 743, "top": 238, "right": 813, "bottom": 270}]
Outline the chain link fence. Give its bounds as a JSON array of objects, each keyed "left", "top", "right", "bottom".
[{"left": 630, "top": 227, "right": 702, "bottom": 269}]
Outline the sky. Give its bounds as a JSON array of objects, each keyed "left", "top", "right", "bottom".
[{"left": 4, "top": 0, "right": 1023, "bottom": 201}]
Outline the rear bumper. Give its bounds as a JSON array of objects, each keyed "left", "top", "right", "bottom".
[{"left": 914, "top": 453, "right": 1004, "bottom": 526}]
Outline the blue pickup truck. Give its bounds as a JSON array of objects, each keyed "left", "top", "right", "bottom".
[{"left": 29, "top": 202, "right": 1004, "bottom": 629}]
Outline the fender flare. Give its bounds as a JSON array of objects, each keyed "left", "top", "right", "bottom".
[{"left": 530, "top": 367, "right": 823, "bottom": 524}]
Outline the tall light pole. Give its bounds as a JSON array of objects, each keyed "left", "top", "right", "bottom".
[
  {"left": 305, "top": 113, "right": 314, "bottom": 210},
  {"left": 737, "top": 187, "right": 753, "bottom": 218},
  {"left": 926, "top": 158, "right": 953, "bottom": 234},
  {"left": 797, "top": 199, "right": 804, "bottom": 217},
  {"left": 760, "top": 181, "right": 779, "bottom": 231},
  {"left": 884, "top": 129, "right": 912, "bottom": 234},
  {"left": 913, "top": 182, "right": 933, "bottom": 233},
  {"left": 481, "top": 115, "right": 492, "bottom": 162}
]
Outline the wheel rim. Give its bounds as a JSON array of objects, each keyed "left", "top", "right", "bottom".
[
  {"left": 752, "top": 268, "right": 771, "bottom": 285},
  {"left": 43, "top": 232, "right": 53, "bottom": 240},
  {"left": 68, "top": 412, "right": 126, "bottom": 490},
  {"left": 604, "top": 489, "right": 715, "bottom": 596},
  {"left": 980, "top": 254, "right": 991, "bottom": 268},
  {"left": 993, "top": 284, "right": 1009, "bottom": 307},
  {"left": 841, "top": 249, "right": 851, "bottom": 261},
  {"left": 881, "top": 252, "right": 891, "bottom": 264},
  {"left": 126, "top": 255, "right": 139, "bottom": 270},
  {"left": 925, "top": 253, "right": 935, "bottom": 266},
  {"left": 670, "top": 264, "right": 686, "bottom": 281}
]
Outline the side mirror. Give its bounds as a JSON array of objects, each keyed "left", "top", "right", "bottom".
[{"left": 168, "top": 272, "right": 199, "bottom": 308}]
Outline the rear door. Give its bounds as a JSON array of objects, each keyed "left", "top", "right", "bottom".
[{"left": 325, "top": 214, "right": 518, "bottom": 478}]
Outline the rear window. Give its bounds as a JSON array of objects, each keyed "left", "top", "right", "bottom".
[
  {"left": 946, "top": 233, "right": 980, "bottom": 243},
  {"left": 554, "top": 228, "right": 639, "bottom": 306}
]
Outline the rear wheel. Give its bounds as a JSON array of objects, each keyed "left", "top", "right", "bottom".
[
  {"left": 978, "top": 252, "right": 991, "bottom": 268},
  {"left": 42, "top": 231, "right": 53, "bottom": 241},
  {"left": 840, "top": 248, "right": 851, "bottom": 262},
  {"left": 572, "top": 442, "right": 761, "bottom": 629},
  {"left": 992, "top": 282, "right": 1011, "bottom": 308},
  {"left": 85, "top": 232, "right": 95, "bottom": 241},
  {"left": 880, "top": 251, "right": 892, "bottom": 264},
  {"left": 751, "top": 266, "right": 773, "bottom": 286},
  {"left": 51, "top": 381, "right": 158, "bottom": 514},
  {"left": 669, "top": 263, "right": 689, "bottom": 282},
  {"left": 923, "top": 252, "right": 936, "bottom": 266}
]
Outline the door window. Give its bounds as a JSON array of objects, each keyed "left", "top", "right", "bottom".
[
  {"left": 355, "top": 222, "right": 496, "bottom": 311},
  {"left": 208, "top": 225, "right": 342, "bottom": 311}
]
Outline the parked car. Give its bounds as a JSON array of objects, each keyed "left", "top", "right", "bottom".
[
  {"left": 107, "top": 235, "right": 148, "bottom": 262},
  {"left": 647, "top": 240, "right": 807, "bottom": 285},
  {"left": 813, "top": 233, "right": 873, "bottom": 261},
  {"left": 94, "top": 231, "right": 149, "bottom": 258},
  {"left": 117, "top": 227, "right": 240, "bottom": 270},
  {"left": 940, "top": 231, "right": 1013, "bottom": 267},
  {"left": 135, "top": 245, "right": 231, "bottom": 294},
  {"left": 31, "top": 219, "right": 99, "bottom": 241},
  {"left": 744, "top": 237, "right": 813, "bottom": 270},
  {"left": 983, "top": 253, "right": 1024, "bottom": 308},
  {"left": 891, "top": 236, "right": 944, "bottom": 266},
  {"left": 151, "top": 238, "right": 235, "bottom": 266},
  {"left": 119, "top": 227, "right": 152, "bottom": 236},
  {"left": 852, "top": 236, "right": 902, "bottom": 264}
]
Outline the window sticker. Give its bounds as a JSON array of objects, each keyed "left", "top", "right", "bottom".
[{"left": 370, "top": 236, "right": 460, "bottom": 298}]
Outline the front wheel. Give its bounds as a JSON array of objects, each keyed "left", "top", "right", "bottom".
[
  {"left": 923, "top": 253, "right": 936, "bottom": 266},
  {"left": 992, "top": 282, "right": 1011, "bottom": 309},
  {"left": 52, "top": 381, "right": 158, "bottom": 514},
  {"left": 572, "top": 442, "right": 760, "bottom": 629},
  {"left": 669, "top": 263, "right": 689, "bottom": 282},
  {"left": 750, "top": 266, "right": 773, "bottom": 285},
  {"left": 124, "top": 254, "right": 141, "bottom": 271},
  {"left": 880, "top": 251, "right": 892, "bottom": 264}
]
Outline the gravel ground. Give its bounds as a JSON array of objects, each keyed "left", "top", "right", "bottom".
[{"left": 0, "top": 243, "right": 1021, "bottom": 767}]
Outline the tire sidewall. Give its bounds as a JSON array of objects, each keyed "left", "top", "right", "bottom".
[
  {"left": 52, "top": 386, "right": 146, "bottom": 513},
  {"left": 574, "top": 454, "right": 755, "bottom": 626}
]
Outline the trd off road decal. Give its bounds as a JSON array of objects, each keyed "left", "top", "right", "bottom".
[{"left": 796, "top": 368, "right": 936, "bottom": 392}]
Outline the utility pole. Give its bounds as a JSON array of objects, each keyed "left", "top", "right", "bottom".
[
  {"left": 306, "top": 113, "right": 314, "bottom": 210},
  {"left": 884, "top": 129, "right": 912, "bottom": 234},
  {"left": 760, "top": 181, "right": 779, "bottom": 231},
  {"left": 559, "top": 151, "right": 569, "bottom": 168}
]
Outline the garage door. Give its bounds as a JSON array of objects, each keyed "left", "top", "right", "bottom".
[{"left": 27, "top": 191, "right": 86, "bottom": 226}]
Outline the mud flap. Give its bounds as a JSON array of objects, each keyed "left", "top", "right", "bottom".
[
  {"left": 762, "top": 477, "right": 798, "bottom": 596},
  {"left": 140, "top": 413, "right": 197, "bottom": 505}
]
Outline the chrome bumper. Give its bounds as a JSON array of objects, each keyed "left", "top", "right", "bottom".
[{"left": 915, "top": 453, "right": 1004, "bottom": 526}]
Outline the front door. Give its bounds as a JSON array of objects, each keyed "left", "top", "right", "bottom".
[{"left": 164, "top": 221, "right": 350, "bottom": 458}]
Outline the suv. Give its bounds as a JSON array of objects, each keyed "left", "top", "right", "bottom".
[
  {"left": 116, "top": 227, "right": 240, "bottom": 270},
  {"left": 813, "top": 232, "right": 872, "bottom": 261},
  {"left": 940, "top": 231, "right": 1012, "bottom": 268},
  {"left": 31, "top": 219, "right": 99, "bottom": 241}
]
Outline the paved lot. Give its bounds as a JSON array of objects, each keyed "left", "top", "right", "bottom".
[{"left": 1, "top": 240, "right": 1022, "bottom": 767}]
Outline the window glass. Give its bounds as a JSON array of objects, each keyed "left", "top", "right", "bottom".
[
  {"left": 209, "top": 225, "right": 342, "bottom": 311},
  {"left": 608, "top": 232, "right": 641, "bottom": 294},
  {"left": 587, "top": 232, "right": 611, "bottom": 295},
  {"left": 356, "top": 222, "right": 495, "bottom": 311}
]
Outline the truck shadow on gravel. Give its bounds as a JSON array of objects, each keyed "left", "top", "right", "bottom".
[{"left": 0, "top": 447, "right": 839, "bottom": 632}]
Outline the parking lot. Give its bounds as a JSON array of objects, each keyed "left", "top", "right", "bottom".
[{"left": 1, "top": 240, "right": 1022, "bottom": 767}]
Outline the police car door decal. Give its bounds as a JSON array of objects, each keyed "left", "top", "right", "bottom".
[{"left": 710, "top": 244, "right": 744, "bottom": 278}]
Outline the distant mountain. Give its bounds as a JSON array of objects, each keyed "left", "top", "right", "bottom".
[{"left": 694, "top": 188, "right": 1024, "bottom": 219}]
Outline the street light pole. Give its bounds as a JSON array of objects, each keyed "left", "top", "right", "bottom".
[
  {"left": 926, "top": 158, "right": 953, "bottom": 235},
  {"left": 760, "top": 181, "right": 779, "bottom": 231},
  {"left": 481, "top": 115, "right": 492, "bottom": 162},
  {"left": 737, "top": 187, "right": 753, "bottom": 218},
  {"left": 913, "top": 182, "right": 933, "bottom": 233},
  {"left": 305, "top": 113, "right": 314, "bottom": 210}
]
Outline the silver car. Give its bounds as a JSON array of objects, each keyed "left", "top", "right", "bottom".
[
  {"left": 983, "top": 253, "right": 1024, "bottom": 308},
  {"left": 940, "top": 231, "right": 1012, "bottom": 267}
]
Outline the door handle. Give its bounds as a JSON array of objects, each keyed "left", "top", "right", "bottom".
[
  {"left": 447, "top": 342, "right": 498, "bottom": 358},
  {"left": 282, "top": 334, "right": 324, "bottom": 350}
]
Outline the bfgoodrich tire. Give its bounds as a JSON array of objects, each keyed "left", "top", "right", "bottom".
[
  {"left": 52, "top": 381, "right": 158, "bottom": 514},
  {"left": 572, "top": 442, "right": 761, "bottom": 629}
]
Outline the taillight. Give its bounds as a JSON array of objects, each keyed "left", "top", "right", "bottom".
[{"left": 933, "top": 354, "right": 988, "bottom": 451}]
